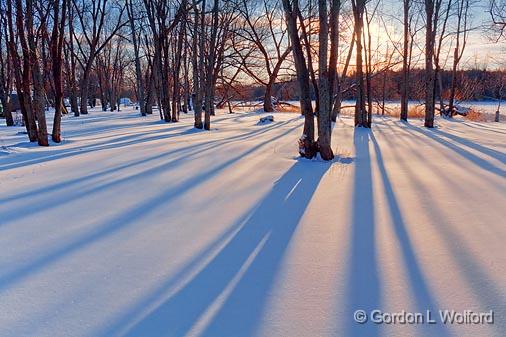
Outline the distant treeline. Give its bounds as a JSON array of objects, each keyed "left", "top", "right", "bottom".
[{"left": 236, "top": 68, "right": 506, "bottom": 103}]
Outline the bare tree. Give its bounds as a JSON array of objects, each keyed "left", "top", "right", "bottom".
[
  {"left": 6, "top": 0, "right": 49, "bottom": 144},
  {"left": 192, "top": 0, "right": 205, "bottom": 128},
  {"left": 400, "top": 0, "right": 419, "bottom": 121},
  {"left": 448, "top": 0, "right": 470, "bottom": 116},
  {"left": 235, "top": 0, "right": 291, "bottom": 112},
  {"left": 352, "top": 0, "right": 368, "bottom": 127},
  {"left": 203, "top": 0, "right": 220, "bottom": 130},
  {"left": 50, "top": 0, "right": 68, "bottom": 143},
  {"left": 490, "top": 0, "right": 506, "bottom": 38},
  {"left": 331, "top": 22, "right": 355, "bottom": 121},
  {"left": 126, "top": 0, "right": 146, "bottom": 116},
  {"left": 71, "top": 0, "right": 126, "bottom": 114},
  {"left": 65, "top": 0, "right": 80, "bottom": 115},
  {"left": 316, "top": 0, "right": 337, "bottom": 160},
  {"left": 281, "top": 0, "right": 316, "bottom": 158},
  {"left": 0, "top": 4, "right": 14, "bottom": 126},
  {"left": 424, "top": 0, "right": 442, "bottom": 128}
]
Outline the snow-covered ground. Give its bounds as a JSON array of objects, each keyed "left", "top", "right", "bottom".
[{"left": 0, "top": 108, "right": 505, "bottom": 337}]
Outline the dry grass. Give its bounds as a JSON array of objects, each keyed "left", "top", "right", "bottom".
[
  {"left": 463, "top": 108, "right": 488, "bottom": 122},
  {"left": 407, "top": 105, "right": 426, "bottom": 118},
  {"left": 251, "top": 101, "right": 495, "bottom": 122},
  {"left": 275, "top": 102, "right": 300, "bottom": 113}
]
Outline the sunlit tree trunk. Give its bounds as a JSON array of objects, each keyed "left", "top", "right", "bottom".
[
  {"left": 424, "top": 0, "right": 436, "bottom": 128},
  {"left": 400, "top": 0, "right": 410, "bottom": 121},
  {"left": 352, "top": 0, "right": 367, "bottom": 127},
  {"left": 282, "top": 0, "right": 316, "bottom": 158}
]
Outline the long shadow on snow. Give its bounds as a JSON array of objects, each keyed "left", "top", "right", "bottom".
[
  {"left": 0, "top": 114, "right": 299, "bottom": 172},
  {"left": 66, "top": 110, "right": 243, "bottom": 138},
  {"left": 391, "top": 122, "right": 503, "bottom": 193},
  {"left": 457, "top": 120, "right": 506, "bottom": 135},
  {"left": 0, "top": 118, "right": 301, "bottom": 214},
  {"left": 0, "top": 124, "right": 190, "bottom": 171},
  {"left": 99, "top": 202, "right": 265, "bottom": 337},
  {"left": 0, "top": 123, "right": 300, "bottom": 292},
  {"left": 432, "top": 128, "right": 505, "bottom": 164},
  {"left": 118, "top": 160, "right": 330, "bottom": 337},
  {"left": 345, "top": 129, "right": 381, "bottom": 337},
  {"left": 379, "top": 124, "right": 506, "bottom": 335},
  {"left": 0, "top": 111, "right": 279, "bottom": 171},
  {"left": 63, "top": 117, "right": 168, "bottom": 138},
  {"left": 404, "top": 124, "right": 505, "bottom": 177},
  {"left": 370, "top": 132, "right": 451, "bottom": 337}
]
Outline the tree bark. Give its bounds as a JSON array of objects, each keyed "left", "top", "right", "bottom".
[
  {"left": 352, "top": 0, "right": 367, "bottom": 127},
  {"left": 400, "top": 0, "right": 410, "bottom": 121},
  {"left": 203, "top": 0, "right": 219, "bottom": 130},
  {"left": 126, "top": 0, "right": 146, "bottom": 116},
  {"left": 51, "top": 0, "right": 67, "bottom": 143},
  {"left": 332, "top": 28, "right": 354, "bottom": 121},
  {"left": 317, "top": 0, "right": 334, "bottom": 160},
  {"left": 263, "top": 82, "right": 274, "bottom": 112},
  {"left": 192, "top": 0, "right": 204, "bottom": 128},
  {"left": 12, "top": 0, "right": 38, "bottom": 141},
  {"left": 424, "top": 0, "right": 435, "bottom": 128},
  {"left": 282, "top": 0, "right": 315, "bottom": 158},
  {"left": 79, "top": 63, "right": 92, "bottom": 114},
  {"left": 0, "top": 97, "right": 14, "bottom": 126}
]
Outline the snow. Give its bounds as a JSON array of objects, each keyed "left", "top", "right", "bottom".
[{"left": 0, "top": 108, "right": 505, "bottom": 337}]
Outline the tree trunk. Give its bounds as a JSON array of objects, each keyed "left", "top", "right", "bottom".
[
  {"left": 437, "top": 68, "right": 445, "bottom": 115},
  {"left": 80, "top": 67, "right": 91, "bottom": 114},
  {"left": 11, "top": 0, "right": 38, "bottom": 141},
  {"left": 30, "top": 55, "right": 48, "bottom": 146},
  {"left": 282, "top": 0, "right": 315, "bottom": 158},
  {"left": 328, "top": 0, "right": 340, "bottom": 109},
  {"left": 203, "top": 0, "right": 219, "bottom": 130},
  {"left": 400, "top": 0, "right": 410, "bottom": 121},
  {"left": 297, "top": 9, "right": 319, "bottom": 114},
  {"left": 263, "top": 82, "right": 274, "bottom": 112},
  {"left": 332, "top": 28, "right": 354, "bottom": 121},
  {"left": 171, "top": 10, "right": 186, "bottom": 122},
  {"left": 353, "top": 0, "right": 367, "bottom": 127},
  {"left": 317, "top": 0, "right": 334, "bottom": 160},
  {"left": 126, "top": 0, "right": 145, "bottom": 116},
  {"left": 1, "top": 96, "right": 14, "bottom": 126},
  {"left": 424, "top": 0, "right": 435, "bottom": 128},
  {"left": 365, "top": 20, "right": 373, "bottom": 127},
  {"left": 26, "top": 0, "right": 48, "bottom": 146},
  {"left": 51, "top": 0, "right": 66, "bottom": 143},
  {"left": 191, "top": 0, "right": 204, "bottom": 128}
]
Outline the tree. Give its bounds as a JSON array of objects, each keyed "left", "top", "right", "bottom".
[
  {"left": 448, "top": 0, "right": 470, "bottom": 116},
  {"left": 236, "top": 0, "right": 292, "bottom": 112},
  {"left": 424, "top": 0, "right": 439, "bottom": 128},
  {"left": 281, "top": 0, "right": 316, "bottom": 158},
  {"left": 192, "top": 0, "right": 205, "bottom": 128},
  {"left": 65, "top": 0, "right": 80, "bottom": 115},
  {"left": 352, "top": 0, "right": 368, "bottom": 127},
  {"left": 0, "top": 4, "right": 14, "bottom": 126},
  {"left": 6, "top": 0, "right": 48, "bottom": 144},
  {"left": 203, "top": 0, "right": 220, "bottom": 130},
  {"left": 490, "top": 0, "right": 506, "bottom": 38},
  {"left": 316, "top": 0, "right": 337, "bottom": 160},
  {"left": 50, "top": 0, "right": 68, "bottom": 143},
  {"left": 126, "top": 0, "right": 146, "bottom": 116},
  {"left": 400, "top": 0, "right": 414, "bottom": 121},
  {"left": 71, "top": 0, "right": 126, "bottom": 115},
  {"left": 331, "top": 23, "right": 355, "bottom": 121}
]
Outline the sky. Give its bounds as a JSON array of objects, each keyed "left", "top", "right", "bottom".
[{"left": 376, "top": 0, "right": 506, "bottom": 69}]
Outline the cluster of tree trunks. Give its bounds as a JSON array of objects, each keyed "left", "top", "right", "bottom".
[{"left": 0, "top": 0, "right": 491, "bottom": 151}]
